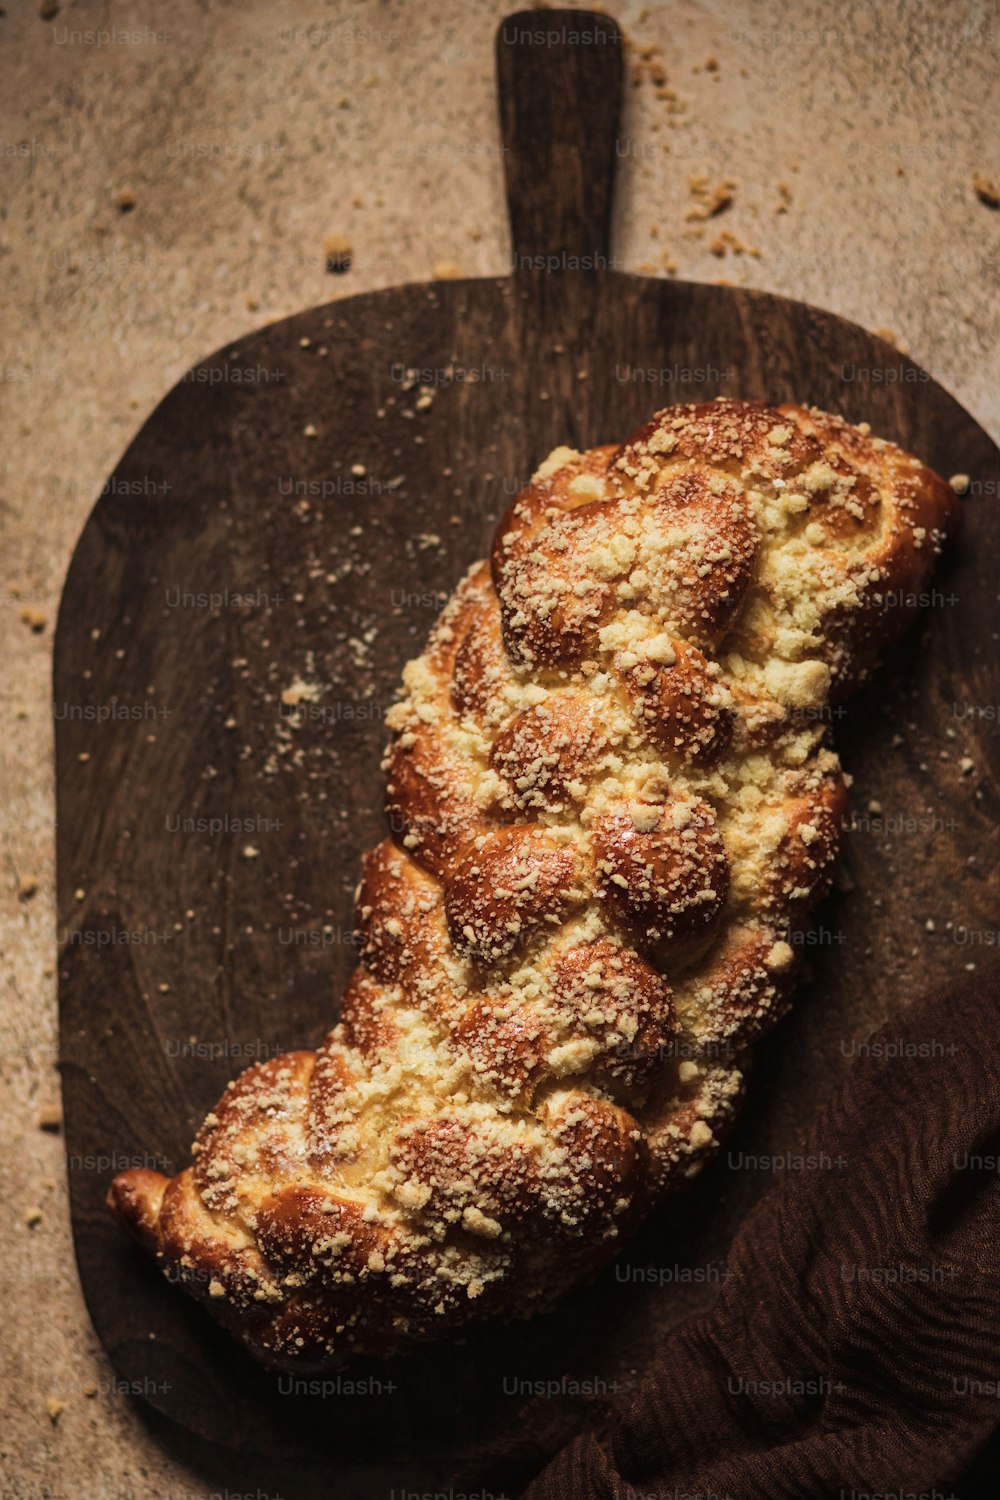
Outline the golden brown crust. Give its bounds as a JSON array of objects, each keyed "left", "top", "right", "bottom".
[{"left": 109, "top": 399, "right": 959, "bottom": 1368}]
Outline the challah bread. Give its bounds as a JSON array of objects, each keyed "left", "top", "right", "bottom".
[{"left": 109, "top": 399, "right": 959, "bottom": 1369}]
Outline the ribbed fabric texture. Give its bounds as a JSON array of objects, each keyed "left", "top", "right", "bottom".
[{"left": 522, "top": 962, "right": 1000, "bottom": 1499}]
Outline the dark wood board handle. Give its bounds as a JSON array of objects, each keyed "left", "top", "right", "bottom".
[{"left": 496, "top": 8, "right": 623, "bottom": 269}]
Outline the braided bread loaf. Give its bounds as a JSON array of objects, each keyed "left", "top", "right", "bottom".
[{"left": 109, "top": 399, "right": 959, "bottom": 1369}]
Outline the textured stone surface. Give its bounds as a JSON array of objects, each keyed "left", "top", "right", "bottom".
[{"left": 1, "top": 0, "right": 997, "bottom": 1495}]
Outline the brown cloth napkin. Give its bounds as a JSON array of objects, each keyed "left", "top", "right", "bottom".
[{"left": 522, "top": 962, "right": 1000, "bottom": 1500}]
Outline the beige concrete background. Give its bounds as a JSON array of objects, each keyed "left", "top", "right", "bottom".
[{"left": 1, "top": 0, "right": 998, "bottom": 1496}]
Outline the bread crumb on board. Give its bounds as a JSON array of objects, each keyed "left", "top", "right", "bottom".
[
  {"left": 280, "top": 676, "right": 321, "bottom": 707},
  {"left": 871, "top": 327, "right": 910, "bottom": 355}
]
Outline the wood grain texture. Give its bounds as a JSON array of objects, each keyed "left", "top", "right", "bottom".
[{"left": 55, "top": 9, "right": 999, "bottom": 1493}]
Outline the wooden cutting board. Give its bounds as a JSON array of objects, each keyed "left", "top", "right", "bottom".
[{"left": 56, "top": 9, "right": 1000, "bottom": 1495}]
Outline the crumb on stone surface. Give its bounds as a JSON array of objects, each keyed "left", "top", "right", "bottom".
[
  {"left": 685, "top": 174, "right": 737, "bottom": 220},
  {"left": 709, "top": 229, "right": 760, "bottom": 258},
  {"left": 323, "top": 234, "right": 353, "bottom": 273},
  {"left": 973, "top": 173, "right": 1000, "bottom": 208}
]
